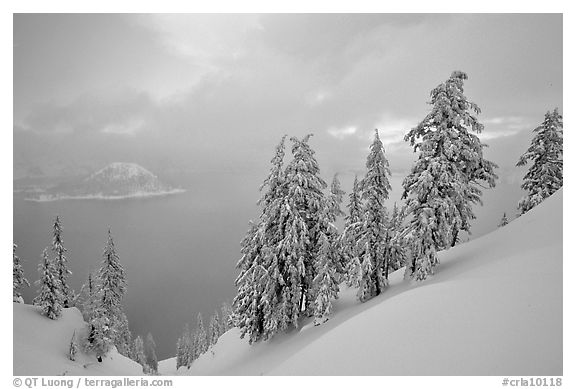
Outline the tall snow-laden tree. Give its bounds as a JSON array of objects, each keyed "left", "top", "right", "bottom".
[
  {"left": 517, "top": 108, "right": 563, "bottom": 215},
  {"left": 13, "top": 244, "right": 30, "bottom": 303},
  {"left": 145, "top": 333, "right": 158, "bottom": 374},
  {"left": 234, "top": 134, "right": 333, "bottom": 341},
  {"left": 179, "top": 323, "right": 192, "bottom": 368},
  {"left": 209, "top": 312, "right": 221, "bottom": 346},
  {"left": 220, "top": 301, "right": 233, "bottom": 333},
  {"left": 327, "top": 173, "right": 346, "bottom": 277},
  {"left": 341, "top": 175, "right": 364, "bottom": 287},
  {"left": 356, "top": 129, "right": 392, "bottom": 301},
  {"left": 116, "top": 312, "right": 133, "bottom": 359},
  {"left": 278, "top": 134, "right": 328, "bottom": 316},
  {"left": 232, "top": 222, "right": 270, "bottom": 343},
  {"left": 402, "top": 71, "right": 497, "bottom": 280},
  {"left": 329, "top": 174, "right": 346, "bottom": 219},
  {"left": 87, "top": 229, "right": 127, "bottom": 359},
  {"left": 69, "top": 330, "right": 79, "bottom": 361},
  {"left": 233, "top": 136, "right": 287, "bottom": 344},
  {"left": 195, "top": 312, "right": 208, "bottom": 355},
  {"left": 386, "top": 202, "right": 407, "bottom": 273},
  {"left": 312, "top": 226, "right": 339, "bottom": 325},
  {"left": 498, "top": 212, "right": 509, "bottom": 228},
  {"left": 175, "top": 336, "right": 183, "bottom": 370},
  {"left": 33, "top": 248, "right": 63, "bottom": 319},
  {"left": 81, "top": 271, "right": 99, "bottom": 322},
  {"left": 51, "top": 216, "right": 73, "bottom": 307},
  {"left": 133, "top": 335, "right": 149, "bottom": 374}
]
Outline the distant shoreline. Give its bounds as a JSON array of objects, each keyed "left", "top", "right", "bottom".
[{"left": 23, "top": 188, "right": 187, "bottom": 202}]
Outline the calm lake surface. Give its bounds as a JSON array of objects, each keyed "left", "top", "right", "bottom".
[{"left": 13, "top": 174, "right": 260, "bottom": 359}]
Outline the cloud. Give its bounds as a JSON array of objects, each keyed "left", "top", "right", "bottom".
[
  {"left": 480, "top": 116, "right": 532, "bottom": 141},
  {"left": 22, "top": 89, "right": 156, "bottom": 136},
  {"left": 327, "top": 126, "right": 357, "bottom": 139}
]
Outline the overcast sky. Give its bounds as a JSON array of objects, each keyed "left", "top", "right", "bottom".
[{"left": 14, "top": 14, "right": 562, "bottom": 181}]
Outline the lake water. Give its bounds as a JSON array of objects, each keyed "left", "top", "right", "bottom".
[{"left": 13, "top": 173, "right": 261, "bottom": 359}]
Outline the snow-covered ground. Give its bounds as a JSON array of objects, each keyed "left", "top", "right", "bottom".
[
  {"left": 159, "top": 189, "right": 562, "bottom": 376},
  {"left": 13, "top": 303, "right": 143, "bottom": 376}
]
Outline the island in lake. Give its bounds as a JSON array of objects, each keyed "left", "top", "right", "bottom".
[{"left": 24, "top": 162, "right": 185, "bottom": 202}]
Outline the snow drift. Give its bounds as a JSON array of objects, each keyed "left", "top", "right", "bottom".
[
  {"left": 160, "top": 189, "right": 562, "bottom": 376},
  {"left": 13, "top": 303, "right": 143, "bottom": 376}
]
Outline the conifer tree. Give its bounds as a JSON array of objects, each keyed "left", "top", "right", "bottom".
[
  {"left": 385, "top": 202, "right": 407, "bottom": 273},
  {"left": 209, "top": 312, "right": 221, "bottom": 346},
  {"left": 195, "top": 312, "right": 208, "bottom": 355},
  {"left": 13, "top": 244, "right": 30, "bottom": 303},
  {"left": 133, "top": 335, "right": 149, "bottom": 374},
  {"left": 498, "top": 212, "right": 509, "bottom": 228},
  {"left": 87, "top": 230, "right": 127, "bottom": 359},
  {"left": 233, "top": 134, "right": 333, "bottom": 341},
  {"left": 220, "top": 301, "right": 233, "bottom": 333},
  {"left": 517, "top": 108, "right": 563, "bottom": 215},
  {"left": 115, "top": 312, "right": 133, "bottom": 359},
  {"left": 329, "top": 174, "right": 346, "bottom": 219},
  {"left": 145, "top": 333, "right": 158, "bottom": 374},
  {"left": 402, "top": 71, "right": 497, "bottom": 280},
  {"left": 51, "top": 216, "right": 73, "bottom": 307},
  {"left": 69, "top": 330, "right": 78, "bottom": 361},
  {"left": 175, "top": 336, "right": 184, "bottom": 370},
  {"left": 278, "top": 134, "right": 328, "bottom": 316},
  {"left": 341, "top": 176, "right": 364, "bottom": 287},
  {"left": 81, "top": 271, "right": 99, "bottom": 323},
  {"left": 312, "top": 227, "right": 339, "bottom": 325},
  {"left": 356, "top": 129, "right": 392, "bottom": 301},
  {"left": 33, "top": 248, "right": 63, "bottom": 319},
  {"left": 327, "top": 174, "right": 346, "bottom": 277},
  {"left": 181, "top": 323, "right": 192, "bottom": 368}
]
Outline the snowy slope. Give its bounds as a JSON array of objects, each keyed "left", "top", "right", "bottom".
[
  {"left": 160, "top": 189, "right": 562, "bottom": 376},
  {"left": 13, "top": 303, "right": 143, "bottom": 376}
]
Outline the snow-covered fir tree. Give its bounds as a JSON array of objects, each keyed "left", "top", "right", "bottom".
[
  {"left": 234, "top": 134, "right": 334, "bottom": 340},
  {"left": 341, "top": 175, "right": 364, "bottom": 287},
  {"left": 233, "top": 136, "right": 287, "bottom": 343},
  {"left": 327, "top": 173, "right": 346, "bottom": 277},
  {"left": 517, "top": 108, "right": 563, "bottom": 215},
  {"left": 386, "top": 202, "right": 407, "bottom": 273},
  {"left": 115, "top": 312, "right": 133, "bottom": 359},
  {"left": 81, "top": 271, "right": 99, "bottom": 323},
  {"left": 175, "top": 337, "right": 184, "bottom": 370},
  {"left": 329, "top": 174, "right": 346, "bottom": 219},
  {"left": 220, "top": 301, "right": 233, "bottom": 333},
  {"left": 312, "top": 227, "right": 339, "bottom": 325},
  {"left": 277, "top": 134, "right": 328, "bottom": 317},
  {"left": 145, "top": 333, "right": 158, "bottom": 374},
  {"left": 233, "top": 221, "right": 269, "bottom": 343},
  {"left": 13, "top": 244, "right": 30, "bottom": 303},
  {"left": 51, "top": 216, "right": 73, "bottom": 307},
  {"left": 176, "top": 323, "right": 192, "bottom": 369},
  {"left": 209, "top": 312, "right": 221, "bottom": 346},
  {"left": 498, "top": 212, "right": 509, "bottom": 228},
  {"left": 133, "top": 335, "right": 149, "bottom": 374},
  {"left": 33, "top": 248, "right": 63, "bottom": 320},
  {"left": 402, "top": 71, "right": 497, "bottom": 280},
  {"left": 87, "top": 230, "right": 127, "bottom": 359},
  {"left": 356, "top": 129, "right": 392, "bottom": 301},
  {"left": 69, "top": 330, "right": 79, "bottom": 361},
  {"left": 195, "top": 312, "right": 208, "bottom": 355}
]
